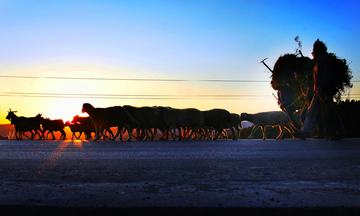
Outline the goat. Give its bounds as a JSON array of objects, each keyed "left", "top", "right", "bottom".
[
  {"left": 155, "top": 106, "right": 209, "bottom": 141},
  {"left": 202, "top": 109, "right": 236, "bottom": 140},
  {"left": 64, "top": 121, "right": 84, "bottom": 140},
  {"left": 6, "top": 109, "right": 43, "bottom": 140},
  {"left": 81, "top": 103, "right": 137, "bottom": 141},
  {"left": 40, "top": 117, "right": 66, "bottom": 140},
  {"left": 240, "top": 111, "right": 297, "bottom": 140}
]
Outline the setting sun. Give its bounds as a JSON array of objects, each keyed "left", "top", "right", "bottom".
[{"left": 45, "top": 99, "right": 86, "bottom": 123}]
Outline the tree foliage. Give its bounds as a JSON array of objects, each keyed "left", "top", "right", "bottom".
[
  {"left": 270, "top": 52, "right": 352, "bottom": 103},
  {"left": 326, "top": 53, "right": 353, "bottom": 101}
]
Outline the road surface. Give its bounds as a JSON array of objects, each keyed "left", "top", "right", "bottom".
[{"left": 0, "top": 138, "right": 359, "bottom": 215}]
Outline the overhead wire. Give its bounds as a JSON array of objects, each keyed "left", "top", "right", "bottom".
[
  {"left": 0, "top": 75, "right": 269, "bottom": 82},
  {"left": 0, "top": 92, "right": 270, "bottom": 100},
  {"left": 0, "top": 74, "right": 272, "bottom": 100},
  {"left": 1, "top": 75, "right": 358, "bottom": 82},
  {"left": 0, "top": 75, "right": 359, "bottom": 100}
]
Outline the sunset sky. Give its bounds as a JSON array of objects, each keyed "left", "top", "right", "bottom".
[{"left": 1, "top": 0, "right": 359, "bottom": 124}]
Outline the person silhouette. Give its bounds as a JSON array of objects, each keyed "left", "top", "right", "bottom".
[{"left": 299, "top": 39, "right": 346, "bottom": 140}]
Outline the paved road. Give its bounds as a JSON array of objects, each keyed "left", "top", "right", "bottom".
[{"left": 0, "top": 138, "right": 359, "bottom": 215}]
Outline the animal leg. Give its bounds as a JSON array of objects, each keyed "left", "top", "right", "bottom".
[
  {"left": 15, "top": 131, "right": 20, "bottom": 140},
  {"left": 192, "top": 129, "right": 199, "bottom": 140},
  {"left": 34, "top": 130, "right": 40, "bottom": 140},
  {"left": 181, "top": 127, "right": 188, "bottom": 140},
  {"left": 38, "top": 130, "right": 44, "bottom": 140},
  {"left": 213, "top": 129, "right": 220, "bottom": 140},
  {"left": 248, "top": 125, "right": 260, "bottom": 139},
  {"left": 23, "top": 132, "right": 31, "bottom": 139},
  {"left": 112, "top": 127, "right": 119, "bottom": 141},
  {"left": 94, "top": 125, "right": 99, "bottom": 141},
  {"left": 23, "top": 132, "right": 29, "bottom": 140},
  {"left": 73, "top": 132, "right": 77, "bottom": 140},
  {"left": 161, "top": 129, "right": 169, "bottom": 140},
  {"left": 108, "top": 128, "right": 114, "bottom": 139},
  {"left": 171, "top": 126, "right": 177, "bottom": 141},
  {"left": 149, "top": 128, "right": 155, "bottom": 140},
  {"left": 228, "top": 127, "right": 236, "bottom": 140},
  {"left": 285, "top": 124, "right": 296, "bottom": 139},
  {"left": 30, "top": 131, "right": 35, "bottom": 140},
  {"left": 125, "top": 125, "right": 132, "bottom": 141},
  {"left": 261, "top": 126, "right": 267, "bottom": 140},
  {"left": 235, "top": 127, "right": 241, "bottom": 140},
  {"left": 201, "top": 127, "right": 210, "bottom": 141},
  {"left": 61, "top": 130, "right": 66, "bottom": 140},
  {"left": 184, "top": 128, "right": 194, "bottom": 140},
  {"left": 276, "top": 126, "right": 285, "bottom": 140},
  {"left": 77, "top": 132, "right": 82, "bottom": 139},
  {"left": 44, "top": 131, "right": 49, "bottom": 140},
  {"left": 135, "top": 127, "right": 141, "bottom": 140},
  {"left": 143, "top": 128, "right": 150, "bottom": 140},
  {"left": 51, "top": 131, "right": 56, "bottom": 140}
]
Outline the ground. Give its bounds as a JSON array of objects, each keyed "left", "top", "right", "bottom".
[{"left": 0, "top": 139, "right": 359, "bottom": 215}]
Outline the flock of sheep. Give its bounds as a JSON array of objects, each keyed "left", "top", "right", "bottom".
[{"left": 6, "top": 103, "right": 299, "bottom": 141}]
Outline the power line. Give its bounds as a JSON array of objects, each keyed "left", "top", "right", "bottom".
[
  {"left": 0, "top": 92, "right": 270, "bottom": 100},
  {"left": 2, "top": 92, "right": 360, "bottom": 100},
  {"left": 1, "top": 75, "right": 360, "bottom": 82},
  {"left": 2, "top": 92, "right": 359, "bottom": 100},
  {"left": 0, "top": 75, "right": 269, "bottom": 82}
]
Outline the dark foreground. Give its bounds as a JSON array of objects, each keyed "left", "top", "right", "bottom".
[
  {"left": 1, "top": 206, "right": 359, "bottom": 216},
  {"left": 0, "top": 138, "right": 359, "bottom": 215}
]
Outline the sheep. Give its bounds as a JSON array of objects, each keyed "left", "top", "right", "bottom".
[
  {"left": 6, "top": 109, "right": 43, "bottom": 140},
  {"left": 230, "top": 113, "right": 242, "bottom": 140},
  {"left": 202, "top": 109, "right": 236, "bottom": 140},
  {"left": 71, "top": 115, "right": 95, "bottom": 140},
  {"left": 81, "top": 103, "right": 137, "bottom": 141},
  {"left": 122, "top": 105, "right": 150, "bottom": 140},
  {"left": 40, "top": 117, "right": 66, "bottom": 140},
  {"left": 213, "top": 129, "right": 229, "bottom": 140},
  {"left": 64, "top": 121, "right": 84, "bottom": 140},
  {"left": 155, "top": 106, "right": 209, "bottom": 141},
  {"left": 71, "top": 115, "right": 116, "bottom": 140},
  {"left": 240, "top": 111, "right": 297, "bottom": 140},
  {"left": 150, "top": 106, "right": 172, "bottom": 140},
  {"left": 148, "top": 107, "right": 170, "bottom": 140},
  {"left": 123, "top": 105, "right": 168, "bottom": 140}
]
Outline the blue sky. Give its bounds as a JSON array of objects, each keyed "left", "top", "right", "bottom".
[{"left": 0, "top": 0, "right": 359, "bottom": 122}]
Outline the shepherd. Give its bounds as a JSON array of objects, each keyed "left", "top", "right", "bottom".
[{"left": 299, "top": 39, "right": 346, "bottom": 140}]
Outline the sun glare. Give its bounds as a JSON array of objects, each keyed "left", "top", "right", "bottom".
[
  {"left": 46, "top": 99, "right": 87, "bottom": 123},
  {"left": 73, "top": 140, "right": 83, "bottom": 148}
]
